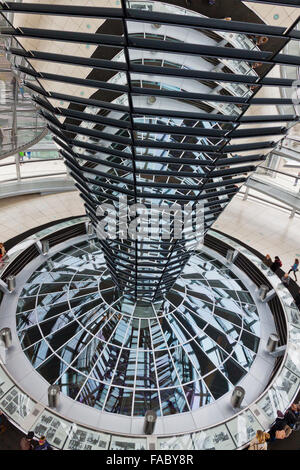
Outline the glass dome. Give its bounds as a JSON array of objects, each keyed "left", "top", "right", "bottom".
[{"left": 17, "top": 239, "right": 260, "bottom": 417}]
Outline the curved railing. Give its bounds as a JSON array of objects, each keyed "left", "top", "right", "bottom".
[
  {"left": 0, "top": 127, "right": 48, "bottom": 160},
  {"left": 0, "top": 216, "right": 87, "bottom": 280},
  {"left": 205, "top": 232, "right": 287, "bottom": 345},
  {"left": 0, "top": 218, "right": 298, "bottom": 450},
  {"left": 0, "top": 48, "right": 48, "bottom": 159}
]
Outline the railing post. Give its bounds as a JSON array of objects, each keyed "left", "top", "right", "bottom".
[
  {"left": 231, "top": 386, "right": 245, "bottom": 409},
  {"left": 143, "top": 410, "right": 157, "bottom": 435},
  {"left": 258, "top": 284, "right": 269, "bottom": 301},
  {"left": 41, "top": 240, "right": 49, "bottom": 255},
  {"left": 48, "top": 385, "right": 60, "bottom": 408},
  {"left": 0, "top": 328, "right": 12, "bottom": 348},
  {"left": 36, "top": 239, "right": 50, "bottom": 256},
  {"left": 6, "top": 275, "right": 16, "bottom": 293},
  {"left": 0, "top": 279, "right": 10, "bottom": 295},
  {"left": 86, "top": 221, "right": 94, "bottom": 236},
  {"left": 243, "top": 187, "right": 249, "bottom": 201},
  {"left": 266, "top": 334, "right": 279, "bottom": 353},
  {"left": 226, "top": 249, "right": 237, "bottom": 264},
  {"left": 264, "top": 289, "right": 276, "bottom": 302}
]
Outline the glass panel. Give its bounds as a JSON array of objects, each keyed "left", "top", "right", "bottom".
[
  {"left": 31, "top": 411, "right": 72, "bottom": 449},
  {"left": 226, "top": 409, "right": 262, "bottom": 448},
  {"left": 64, "top": 424, "right": 110, "bottom": 450},
  {"left": 109, "top": 436, "right": 147, "bottom": 450},
  {"left": 158, "top": 434, "right": 195, "bottom": 450},
  {"left": 192, "top": 424, "right": 236, "bottom": 450},
  {"left": 0, "top": 387, "right": 36, "bottom": 428}
]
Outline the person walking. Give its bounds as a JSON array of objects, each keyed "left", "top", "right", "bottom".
[
  {"left": 281, "top": 273, "right": 291, "bottom": 288},
  {"left": 262, "top": 254, "right": 272, "bottom": 268},
  {"left": 288, "top": 258, "right": 299, "bottom": 282},
  {"left": 35, "top": 436, "right": 52, "bottom": 450},
  {"left": 20, "top": 431, "right": 35, "bottom": 450},
  {"left": 270, "top": 256, "right": 282, "bottom": 273},
  {"left": 248, "top": 430, "right": 270, "bottom": 450},
  {"left": 19, "top": 84, "right": 25, "bottom": 100}
]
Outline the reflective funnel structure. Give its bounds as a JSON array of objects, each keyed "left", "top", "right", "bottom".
[{"left": 2, "top": 0, "right": 300, "bottom": 301}]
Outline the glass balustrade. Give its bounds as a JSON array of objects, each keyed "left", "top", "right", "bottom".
[{"left": 0, "top": 33, "right": 47, "bottom": 158}]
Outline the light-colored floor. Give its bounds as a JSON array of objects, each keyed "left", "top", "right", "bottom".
[
  {"left": 0, "top": 191, "right": 84, "bottom": 242},
  {"left": 0, "top": 158, "right": 66, "bottom": 182},
  {"left": 243, "top": 1, "right": 299, "bottom": 27},
  {"left": 215, "top": 193, "right": 300, "bottom": 274},
  {"left": 0, "top": 189, "right": 299, "bottom": 276}
]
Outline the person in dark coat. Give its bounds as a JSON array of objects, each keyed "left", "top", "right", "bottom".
[
  {"left": 271, "top": 256, "right": 282, "bottom": 273},
  {"left": 285, "top": 404, "right": 300, "bottom": 430},
  {"left": 262, "top": 254, "right": 272, "bottom": 268},
  {"left": 269, "top": 411, "right": 289, "bottom": 441},
  {"left": 20, "top": 431, "right": 35, "bottom": 450}
]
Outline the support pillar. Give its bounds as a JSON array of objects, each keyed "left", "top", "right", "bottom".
[
  {"left": 143, "top": 410, "right": 157, "bottom": 435},
  {"left": 231, "top": 386, "right": 245, "bottom": 409}
]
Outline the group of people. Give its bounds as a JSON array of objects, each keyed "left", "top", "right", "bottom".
[
  {"left": 20, "top": 432, "right": 52, "bottom": 451},
  {"left": 0, "top": 408, "right": 52, "bottom": 450},
  {"left": 248, "top": 405, "right": 300, "bottom": 450},
  {"left": 263, "top": 254, "right": 299, "bottom": 284},
  {"left": 263, "top": 254, "right": 300, "bottom": 309},
  {"left": 17, "top": 405, "right": 300, "bottom": 451}
]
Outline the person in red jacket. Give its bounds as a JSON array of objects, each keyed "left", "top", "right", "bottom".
[{"left": 0, "top": 242, "right": 6, "bottom": 261}]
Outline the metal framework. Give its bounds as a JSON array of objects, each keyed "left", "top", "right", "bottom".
[{"left": 1, "top": 0, "right": 299, "bottom": 302}]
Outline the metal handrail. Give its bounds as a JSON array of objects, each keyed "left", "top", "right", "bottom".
[
  {"left": 285, "top": 135, "right": 300, "bottom": 143},
  {"left": 0, "top": 127, "right": 48, "bottom": 160},
  {"left": 257, "top": 165, "right": 300, "bottom": 179},
  {"left": 0, "top": 219, "right": 296, "bottom": 449},
  {"left": 0, "top": 157, "right": 61, "bottom": 168},
  {"left": 0, "top": 216, "right": 87, "bottom": 279},
  {"left": 0, "top": 172, "right": 68, "bottom": 184}
]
